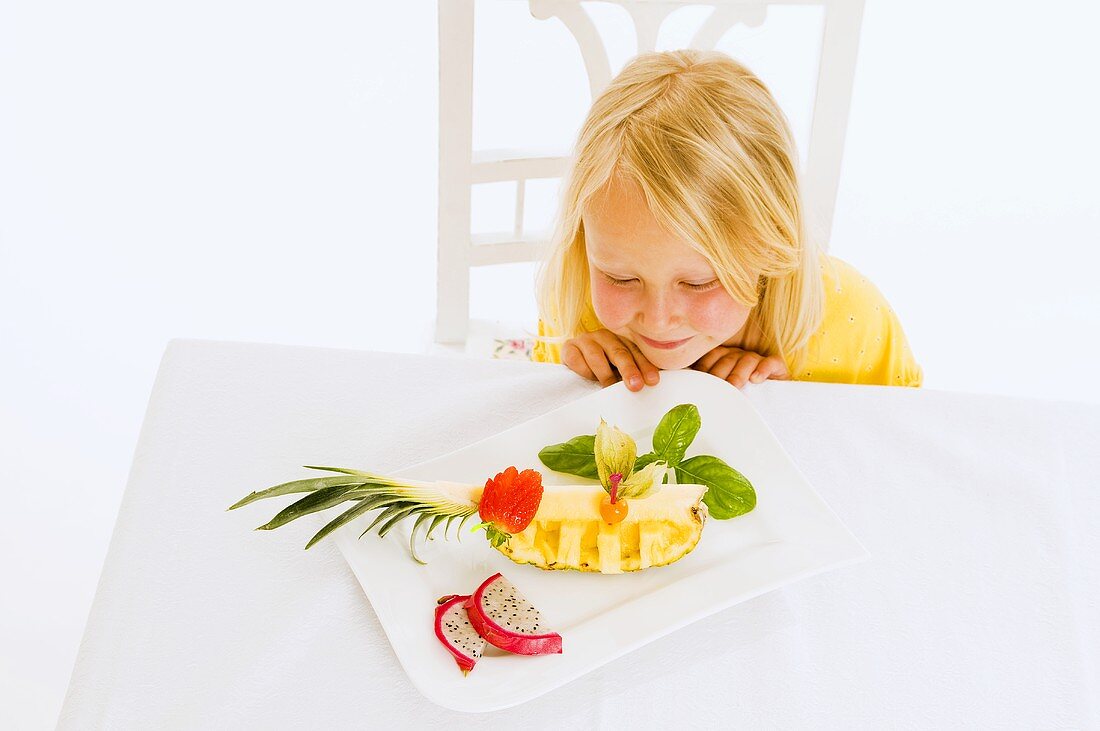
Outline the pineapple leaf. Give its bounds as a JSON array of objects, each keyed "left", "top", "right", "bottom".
[
  {"left": 425, "top": 514, "right": 447, "bottom": 541},
  {"left": 256, "top": 484, "right": 366, "bottom": 530},
  {"left": 359, "top": 503, "right": 414, "bottom": 540},
  {"left": 409, "top": 514, "right": 431, "bottom": 565},
  {"left": 347, "top": 492, "right": 402, "bottom": 514},
  {"left": 444, "top": 514, "right": 459, "bottom": 541},
  {"left": 457, "top": 512, "right": 476, "bottom": 540},
  {"left": 228, "top": 475, "right": 367, "bottom": 511},
  {"left": 377, "top": 504, "right": 420, "bottom": 538},
  {"left": 249, "top": 472, "right": 479, "bottom": 553},
  {"left": 302, "top": 465, "right": 376, "bottom": 476},
  {"left": 305, "top": 499, "right": 385, "bottom": 549}
]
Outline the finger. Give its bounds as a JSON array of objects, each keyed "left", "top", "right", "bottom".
[
  {"left": 728, "top": 353, "right": 762, "bottom": 388},
  {"left": 623, "top": 339, "right": 661, "bottom": 387},
  {"left": 750, "top": 356, "right": 789, "bottom": 383},
  {"left": 561, "top": 342, "right": 597, "bottom": 382},
  {"left": 691, "top": 347, "right": 726, "bottom": 372},
  {"left": 769, "top": 356, "right": 791, "bottom": 380},
  {"left": 575, "top": 339, "right": 619, "bottom": 387},
  {"left": 704, "top": 353, "right": 742, "bottom": 382},
  {"left": 693, "top": 346, "right": 739, "bottom": 373},
  {"left": 596, "top": 334, "right": 646, "bottom": 391}
]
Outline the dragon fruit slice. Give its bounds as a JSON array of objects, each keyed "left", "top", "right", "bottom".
[
  {"left": 464, "top": 573, "right": 563, "bottom": 655},
  {"left": 434, "top": 594, "right": 485, "bottom": 675}
]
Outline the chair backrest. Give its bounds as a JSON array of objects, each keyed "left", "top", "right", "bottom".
[{"left": 435, "top": 0, "right": 866, "bottom": 345}]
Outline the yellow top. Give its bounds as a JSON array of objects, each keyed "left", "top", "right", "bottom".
[{"left": 532, "top": 256, "right": 923, "bottom": 387}]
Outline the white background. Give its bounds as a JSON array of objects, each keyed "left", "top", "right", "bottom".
[{"left": 2, "top": 1, "right": 1097, "bottom": 727}]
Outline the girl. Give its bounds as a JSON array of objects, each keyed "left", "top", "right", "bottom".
[{"left": 532, "top": 49, "right": 922, "bottom": 392}]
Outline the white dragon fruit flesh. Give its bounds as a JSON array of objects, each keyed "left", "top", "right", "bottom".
[
  {"left": 464, "top": 572, "right": 563, "bottom": 656},
  {"left": 434, "top": 594, "right": 485, "bottom": 675}
]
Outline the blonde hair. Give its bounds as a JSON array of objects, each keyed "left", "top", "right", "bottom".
[{"left": 535, "top": 49, "right": 824, "bottom": 373}]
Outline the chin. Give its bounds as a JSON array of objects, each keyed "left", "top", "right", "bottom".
[{"left": 640, "top": 346, "right": 699, "bottom": 371}]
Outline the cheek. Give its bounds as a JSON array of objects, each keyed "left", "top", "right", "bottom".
[
  {"left": 690, "top": 290, "right": 751, "bottom": 336},
  {"left": 590, "top": 280, "right": 637, "bottom": 329}
]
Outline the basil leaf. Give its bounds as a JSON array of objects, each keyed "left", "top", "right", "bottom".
[
  {"left": 538, "top": 434, "right": 599, "bottom": 479},
  {"left": 651, "top": 404, "right": 701, "bottom": 466},
  {"left": 675, "top": 455, "right": 756, "bottom": 519}
]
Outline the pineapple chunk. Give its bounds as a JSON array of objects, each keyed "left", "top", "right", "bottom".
[
  {"left": 639, "top": 521, "right": 657, "bottom": 570},
  {"left": 534, "top": 520, "right": 558, "bottom": 565},
  {"left": 596, "top": 522, "right": 622, "bottom": 574},
  {"left": 556, "top": 520, "right": 585, "bottom": 567},
  {"left": 497, "top": 484, "right": 707, "bottom": 573}
]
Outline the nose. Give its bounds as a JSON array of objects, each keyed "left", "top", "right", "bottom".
[{"left": 639, "top": 289, "right": 680, "bottom": 334}]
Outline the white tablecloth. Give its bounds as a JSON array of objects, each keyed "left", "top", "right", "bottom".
[{"left": 58, "top": 339, "right": 1100, "bottom": 729}]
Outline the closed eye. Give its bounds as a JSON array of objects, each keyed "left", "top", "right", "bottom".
[
  {"left": 602, "top": 274, "right": 638, "bottom": 287},
  {"left": 602, "top": 274, "right": 720, "bottom": 291}
]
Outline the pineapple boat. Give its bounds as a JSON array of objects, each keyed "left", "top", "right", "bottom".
[
  {"left": 501, "top": 482, "right": 707, "bottom": 573},
  {"left": 230, "top": 406, "right": 755, "bottom": 574},
  {"left": 230, "top": 467, "right": 707, "bottom": 574}
]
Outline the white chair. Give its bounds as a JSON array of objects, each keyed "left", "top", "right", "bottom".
[{"left": 433, "top": 0, "right": 866, "bottom": 355}]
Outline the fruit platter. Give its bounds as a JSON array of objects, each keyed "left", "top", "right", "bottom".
[{"left": 231, "top": 370, "right": 867, "bottom": 711}]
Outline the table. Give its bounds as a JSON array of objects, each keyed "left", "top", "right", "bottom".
[{"left": 58, "top": 339, "right": 1100, "bottom": 728}]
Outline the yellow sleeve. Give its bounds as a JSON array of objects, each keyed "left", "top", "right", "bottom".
[
  {"left": 531, "top": 318, "right": 563, "bottom": 364},
  {"left": 531, "top": 305, "right": 605, "bottom": 365},
  {"left": 796, "top": 258, "right": 923, "bottom": 387}
]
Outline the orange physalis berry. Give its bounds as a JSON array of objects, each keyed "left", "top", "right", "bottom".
[{"left": 600, "top": 494, "right": 629, "bottom": 524}]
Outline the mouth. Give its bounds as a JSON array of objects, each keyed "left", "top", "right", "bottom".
[{"left": 637, "top": 334, "right": 693, "bottom": 350}]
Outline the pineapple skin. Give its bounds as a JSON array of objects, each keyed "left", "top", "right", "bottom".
[{"left": 495, "top": 485, "right": 708, "bottom": 573}]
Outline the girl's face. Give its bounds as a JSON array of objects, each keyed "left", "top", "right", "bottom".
[{"left": 582, "top": 177, "right": 753, "bottom": 371}]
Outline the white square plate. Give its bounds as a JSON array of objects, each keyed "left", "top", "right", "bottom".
[{"left": 332, "top": 369, "right": 867, "bottom": 712}]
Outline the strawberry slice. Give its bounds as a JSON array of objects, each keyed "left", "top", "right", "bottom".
[{"left": 476, "top": 466, "right": 543, "bottom": 547}]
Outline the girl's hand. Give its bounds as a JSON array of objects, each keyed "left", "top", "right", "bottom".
[
  {"left": 561, "top": 329, "right": 661, "bottom": 392},
  {"left": 691, "top": 346, "right": 789, "bottom": 388}
]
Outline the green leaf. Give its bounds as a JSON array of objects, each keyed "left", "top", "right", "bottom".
[
  {"left": 594, "top": 419, "right": 637, "bottom": 488},
  {"left": 256, "top": 483, "right": 366, "bottom": 530},
  {"left": 302, "top": 465, "right": 375, "bottom": 477},
  {"left": 409, "top": 514, "right": 431, "bottom": 565},
  {"left": 484, "top": 525, "right": 511, "bottom": 548},
  {"left": 359, "top": 502, "right": 415, "bottom": 539},
  {"left": 675, "top": 455, "right": 756, "bottom": 519},
  {"left": 305, "top": 498, "right": 385, "bottom": 549},
  {"left": 377, "top": 504, "right": 421, "bottom": 538},
  {"left": 457, "top": 512, "right": 475, "bottom": 540},
  {"left": 651, "top": 404, "right": 701, "bottom": 466},
  {"left": 425, "top": 514, "right": 447, "bottom": 541},
  {"left": 538, "top": 434, "right": 599, "bottom": 479},
  {"left": 634, "top": 452, "right": 672, "bottom": 484},
  {"left": 228, "top": 475, "right": 367, "bottom": 511},
  {"left": 617, "top": 461, "right": 667, "bottom": 499}
]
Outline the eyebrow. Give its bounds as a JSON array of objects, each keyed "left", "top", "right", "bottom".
[{"left": 591, "top": 261, "right": 717, "bottom": 282}]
